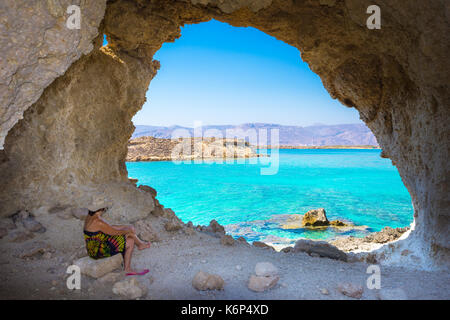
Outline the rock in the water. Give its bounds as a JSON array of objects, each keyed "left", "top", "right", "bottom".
[
  {"left": 192, "top": 271, "right": 224, "bottom": 291},
  {"left": 252, "top": 241, "right": 275, "bottom": 250},
  {"left": 302, "top": 208, "right": 329, "bottom": 227},
  {"left": 112, "top": 277, "right": 148, "bottom": 299},
  {"left": 293, "top": 239, "right": 347, "bottom": 261},
  {"left": 138, "top": 185, "right": 157, "bottom": 198},
  {"left": 377, "top": 288, "right": 408, "bottom": 300},
  {"left": 248, "top": 275, "right": 279, "bottom": 292},
  {"left": 255, "top": 262, "right": 279, "bottom": 277},
  {"left": 337, "top": 283, "right": 363, "bottom": 299},
  {"left": 220, "top": 235, "right": 235, "bottom": 246},
  {"left": 74, "top": 254, "right": 123, "bottom": 279},
  {"left": 135, "top": 220, "right": 159, "bottom": 242}
]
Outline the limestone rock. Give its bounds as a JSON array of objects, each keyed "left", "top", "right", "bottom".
[
  {"left": 113, "top": 277, "right": 148, "bottom": 299},
  {"left": 98, "top": 272, "right": 124, "bottom": 284},
  {"left": 19, "top": 241, "right": 53, "bottom": 260},
  {"left": 135, "top": 220, "right": 159, "bottom": 242},
  {"left": 72, "top": 208, "right": 89, "bottom": 220},
  {"left": 7, "top": 229, "right": 34, "bottom": 243},
  {"left": 0, "top": 227, "right": 7, "bottom": 239},
  {"left": 337, "top": 283, "right": 364, "bottom": 299},
  {"left": 248, "top": 275, "right": 279, "bottom": 292},
  {"left": 164, "top": 219, "right": 183, "bottom": 232},
  {"left": 74, "top": 254, "right": 123, "bottom": 279},
  {"left": 252, "top": 241, "right": 275, "bottom": 250},
  {"left": 207, "top": 219, "right": 225, "bottom": 235},
  {"left": 294, "top": 239, "right": 347, "bottom": 262},
  {"left": 302, "top": 208, "right": 329, "bottom": 227},
  {"left": 22, "top": 217, "right": 46, "bottom": 233},
  {"left": 138, "top": 185, "right": 157, "bottom": 198},
  {"left": 192, "top": 271, "right": 224, "bottom": 291},
  {"left": 237, "top": 237, "right": 249, "bottom": 245},
  {"left": 220, "top": 235, "right": 235, "bottom": 246},
  {"left": 0, "top": 0, "right": 449, "bottom": 268},
  {"left": 255, "top": 262, "right": 278, "bottom": 277}
]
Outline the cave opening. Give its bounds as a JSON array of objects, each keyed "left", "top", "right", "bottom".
[{"left": 124, "top": 19, "right": 414, "bottom": 250}]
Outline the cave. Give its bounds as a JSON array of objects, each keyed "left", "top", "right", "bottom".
[{"left": 0, "top": 0, "right": 449, "bottom": 275}]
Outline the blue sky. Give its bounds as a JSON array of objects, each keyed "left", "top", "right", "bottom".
[{"left": 108, "top": 20, "right": 362, "bottom": 127}]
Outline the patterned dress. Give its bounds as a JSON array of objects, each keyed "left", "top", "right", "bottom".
[{"left": 83, "top": 230, "right": 126, "bottom": 259}]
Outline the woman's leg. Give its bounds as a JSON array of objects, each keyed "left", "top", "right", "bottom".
[
  {"left": 126, "top": 232, "right": 151, "bottom": 250},
  {"left": 123, "top": 235, "right": 134, "bottom": 272}
]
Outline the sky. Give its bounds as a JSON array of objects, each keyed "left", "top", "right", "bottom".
[{"left": 108, "top": 20, "right": 362, "bottom": 127}]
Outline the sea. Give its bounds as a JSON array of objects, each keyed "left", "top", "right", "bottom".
[{"left": 126, "top": 149, "right": 413, "bottom": 245}]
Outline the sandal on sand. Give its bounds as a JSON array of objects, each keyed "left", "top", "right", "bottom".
[{"left": 126, "top": 269, "right": 149, "bottom": 276}]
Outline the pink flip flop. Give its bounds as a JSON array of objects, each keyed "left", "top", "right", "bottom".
[{"left": 126, "top": 269, "right": 149, "bottom": 276}]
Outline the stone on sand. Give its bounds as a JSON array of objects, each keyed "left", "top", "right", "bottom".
[
  {"left": 255, "top": 262, "right": 279, "bottom": 277},
  {"left": 248, "top": 275, "right": 279, "bottom": 292},
  {"left": 337, "top": 283, "right": 364, "bottom": 299},
  {"left": 192, "top": 271, "right": 224, "bottom": 291},
  {"left": 112, "top": 277, "right": 148, "bottom": 299}
]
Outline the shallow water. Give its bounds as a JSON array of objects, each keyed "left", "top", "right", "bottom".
[{"left": 127, "top": 149, "right": 413, "bottom": 243}]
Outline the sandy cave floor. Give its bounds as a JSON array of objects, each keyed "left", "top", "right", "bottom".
[{"left": 0, "top": 214, "right": 449, "bottom": 300}]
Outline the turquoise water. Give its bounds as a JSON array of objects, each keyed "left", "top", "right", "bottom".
[{"left": 126, "top": 149, "right": 413, "bottom": 243}]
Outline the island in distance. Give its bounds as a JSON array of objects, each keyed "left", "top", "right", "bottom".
[{"left": 132, "top": 123, "right": 379, "bottom": 147}]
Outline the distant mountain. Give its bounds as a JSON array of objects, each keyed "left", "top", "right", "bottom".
[{"left": 132, "top": 123, "right": 378, "bottom": 146}]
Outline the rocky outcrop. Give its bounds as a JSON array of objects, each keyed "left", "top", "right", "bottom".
[
  {"left": 281, "top": 208, "right": 351, "bottom": 229},
  {"left": 331, "top": 227, "right": 410, "bottom": 252},
  {"left": 127, "top": 136, "right": 260, "bottom": 161},
  {"left": 0, "top": 0, "right": 449, "bottom": 268}
]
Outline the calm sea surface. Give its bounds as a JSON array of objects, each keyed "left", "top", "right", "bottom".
[{"left": 126, "top": 149, "right": 413, "bottom": 243}]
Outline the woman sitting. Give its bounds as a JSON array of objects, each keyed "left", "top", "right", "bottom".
[{"left": 83, "top": 207, "right": 151, "bottom": 276}]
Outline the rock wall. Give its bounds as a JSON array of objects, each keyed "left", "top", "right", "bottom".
[
  {"left": 0, "top": 0, "right": 448, "bottom": 268},
  {"left": 0, "top": 0, "right": 107, "bottom": 149},
  {"left": 0, "top": 38, "right": 159, "bottom": 222}
]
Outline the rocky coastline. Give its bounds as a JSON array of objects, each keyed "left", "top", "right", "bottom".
[{"left": 127, "top": 136, "right": 262, "bottom": 162}]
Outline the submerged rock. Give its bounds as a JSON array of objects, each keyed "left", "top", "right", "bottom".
[{"left": 192, "top": 271, "right": 224, "bottom": 291}]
